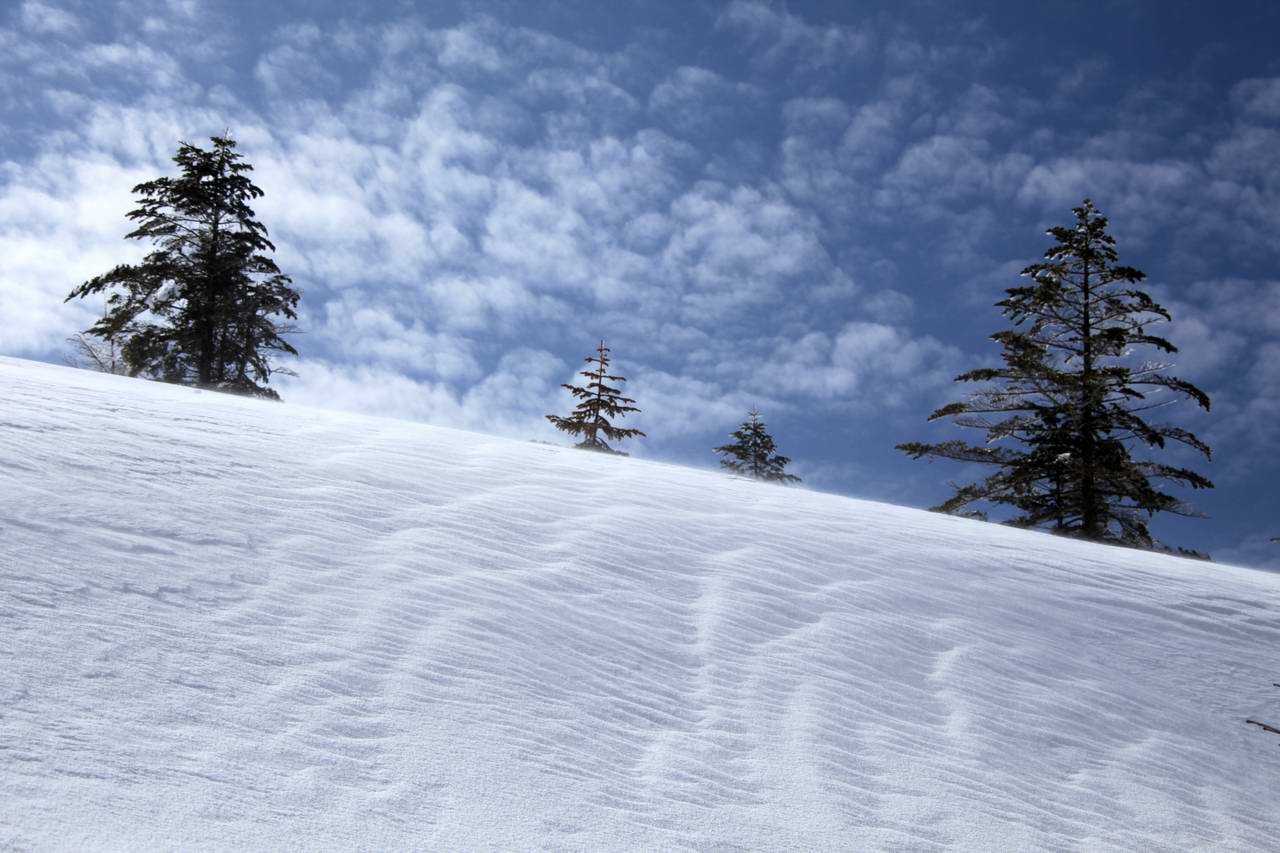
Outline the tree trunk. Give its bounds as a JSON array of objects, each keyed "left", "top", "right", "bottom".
[{"left": 1079, "top": 253, "right": 1099, "bottom": 539}]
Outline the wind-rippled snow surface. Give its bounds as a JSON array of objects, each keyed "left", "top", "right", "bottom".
[{"left": 2, "top": 357, "right": 1279, "bottom": 851}]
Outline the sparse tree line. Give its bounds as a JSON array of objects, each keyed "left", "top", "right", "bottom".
[
  {"left": 66, "top": 135, "right": 802, "bottom": 483},
  {"left": 541, "top": 339, "right": 800, "bottom": 482},
  {"left": 67, "top": 136, "right": 1261, "bottom": 553}
]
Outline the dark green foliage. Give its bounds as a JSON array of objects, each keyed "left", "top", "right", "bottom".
[
  {"left": 898, "top": 199, "right": 1212, "bottom": 550},
  {"left": 714, "top": 410, "right": 800, "bottom": 483},
  {"left": 66, "top": 135, "right": 299, "bottom": 399},
  {"left": 546, "top": 340, "right": 645, "bottom": 455}
]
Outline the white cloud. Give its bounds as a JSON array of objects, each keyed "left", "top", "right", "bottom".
[
  {"left": 625, "top": 369, "right": 762, "bottom": 447},
  {"left": 661, "top": 181, "right": 840, "bottom": 320},
  {"left": 717, "top": 0, "right": 871, "bottom": 69},
  {"left": 0, "top": 150, "right": 157, "bottom": 353},
  {"left": 1231, "top": 76, "right": 1280, "bottom": 120},
  {"left": 255, "top": 26, "right": 343, "bottom": 99},
  {"left": 757, "top": 322, "right": 961, "bottom": 407},
  {"left": 648, "top": 65, "right": 761, "bottom": 136},
  {"left": 19, "top": 1, "right": 81, "bottom": 36},
  {"left": 1054, "top": 58, "right": 1109, "bottom": 96},
  {"left": 861, "top": 289, "right": 915, "bottom": 323},
  {"left": 313, "top": 299, "right": 482, "bottom": 380},
  {"left": 1154, "top": 279, "right": 1280, "bottom": 480},
  {"left": 436, "top": 24, "right": 507, "bottom": 73},
  {"left": 1208, "top": 124, "right": 1280, "bottom": 181},
  {"left": 1215, "top": 532, "right": 1280, "bottom": 572},
  {"left": 887, "top": 135, "right": 997, "bottom": 200},
  {"left": 278, "top": 348, "right": 564, "bottom": 440},
  {"left": 1014, "top": 157, "right": 1200, "bottom": 233}
]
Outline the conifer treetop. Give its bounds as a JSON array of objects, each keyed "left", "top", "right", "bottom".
[
  {"left": 897, "top": 198, "right": 1211, "bottom": 550},
  {"left": 66, "top": 134, "right": 299, "bottom": 398},
  {"left": 546, "top": 340, "right": 645, "bottom": 454},
  {"left": 714, "top": 409, "right": 800, "bottom": 483}
]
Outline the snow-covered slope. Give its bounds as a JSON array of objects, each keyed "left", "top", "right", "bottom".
[{"left": 1, "top": 356, "right": 1278, "bottom": 851}]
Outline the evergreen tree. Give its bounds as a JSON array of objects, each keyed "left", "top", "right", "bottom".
[
  {"left": 546, "top": 341, "right": 645, "bottom": 454},
  {"left": 714, "top": 410, "right": 800, "bottom": 483},
  {"left": 898, "top": 199, "right": 1212, "bottom": 549},
  {"left": 65, "top": 134, "right": 299, "bottom": 399}
]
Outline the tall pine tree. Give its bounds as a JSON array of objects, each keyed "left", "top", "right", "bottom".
[
  {"left": 66, "top": 135, "right": 299, "bottom": 399},
  {"left": 546, "top": 341, "right": 645, "bottom": 455},
  {"left": 714, "top": 410, "right": 800, "bottom": 483},
  {"left": 898, "top": 199, "right": 1212, "bottom": 549}
]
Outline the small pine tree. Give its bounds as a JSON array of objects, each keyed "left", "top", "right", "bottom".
[
  {"left": 65, "top": 134, "right": 299, "bottom": 399},
  {"left": 714, "top": 410, "right": 800, "bottom": 483},
  {"left": 546, "top": 340, "right": 645, "bottom": 454},
  {"left": 898, "top": 199, "right": 1212, "bottom": 549}
]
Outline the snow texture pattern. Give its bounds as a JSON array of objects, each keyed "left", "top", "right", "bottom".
[{"left": 1, "top": 358, "right": 1278, "bottom": 851}]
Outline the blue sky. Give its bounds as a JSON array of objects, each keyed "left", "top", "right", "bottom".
[{"left": 2, "top": 0, "right": 1277, "bottom": 568}]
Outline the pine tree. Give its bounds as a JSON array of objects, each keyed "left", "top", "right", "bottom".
[
  {"left": 714, "top": 410, "right": 800, "bottom": 483},
  {"left": 898, "top": 199, "right": 1212, "bottom": 549},
  {"left": 65, "top": 134, "right": 299, "bottom": 399},
  {"left": 546, "top": 340, "right": 645, "bottom": 454}
]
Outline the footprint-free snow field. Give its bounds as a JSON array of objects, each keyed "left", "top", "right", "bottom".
[{"left": 1, "top": 357, "right": 1278, "bottom": 851}]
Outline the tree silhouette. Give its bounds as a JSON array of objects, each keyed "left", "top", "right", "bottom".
[
  {"left": 546, "top": 341, "right": 645, "bottom": 455},
  {"left": 714, "top": 410, "right": 800, "bottom": 483},
  {"left": 899, "top": 199, "right": 1212, "bottom": 549},
  {"left": 66, "top": 134, "right": 299, "bottom": 398}
]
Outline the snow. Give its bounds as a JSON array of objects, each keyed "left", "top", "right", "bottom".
[{"left": 1, "top": 355, "right": 1278, "bottom": 851}]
